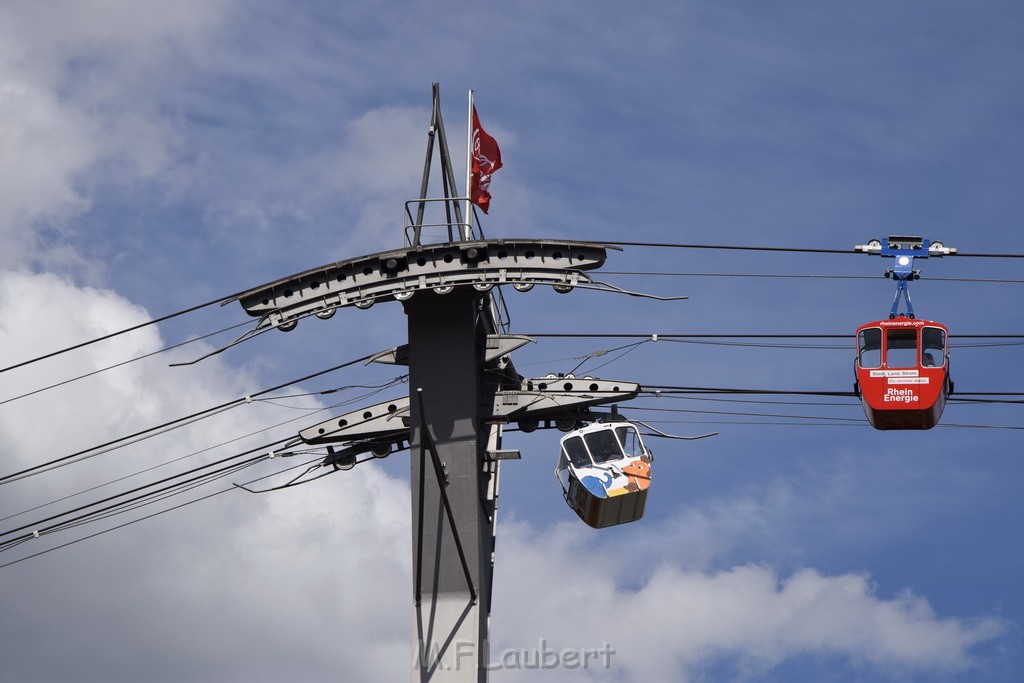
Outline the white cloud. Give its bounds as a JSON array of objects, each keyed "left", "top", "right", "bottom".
[
  {"left": 0, "top": 267, "right": 412, "bottom": 680},
  {"left": 297, "top": 104, "right": 521, "bottom": 255},
  {"left": 306, "top": 106, "right": 438, "bottom": 254},
  {"left": 0, "top": 78, "right": 97, "bottom": 268},
  {"left": 324, "top": 107, "right": 431, "bottom": 199},
  {"left": 0, "top": 1, "right": 230, "bottom": 270},
  {"left": 491, "top": 521, "right": 1006, "bottom": 682}
]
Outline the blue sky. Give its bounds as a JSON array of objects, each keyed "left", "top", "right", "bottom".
[{"left": 1, "top": 1, "right": 1022, "bottom": 681}]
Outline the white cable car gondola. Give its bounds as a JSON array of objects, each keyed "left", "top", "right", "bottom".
[{"left": 555, "top": 421, "right": 652, "bottom": 529}]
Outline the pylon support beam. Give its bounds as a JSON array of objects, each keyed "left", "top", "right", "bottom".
[
  {"left": 299, "top": 397, "right": 410, "bottom": 445},
  {"left": 228, "top": 239, "right": 614, "bottom": 331},
  {"left": 492, "top": 377, "right": 641, "bottom": 422},
  {"left": 296, "top": 374, "right": 640, "bottom": 450}
]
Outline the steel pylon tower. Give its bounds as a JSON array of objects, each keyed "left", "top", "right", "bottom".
[{"left": 226, "top": 84, "right": 640, "bottom": 681}]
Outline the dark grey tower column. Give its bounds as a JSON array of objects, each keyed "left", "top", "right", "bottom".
[{"left": 406, "top": 289, "right": 495, "bottom": 682}]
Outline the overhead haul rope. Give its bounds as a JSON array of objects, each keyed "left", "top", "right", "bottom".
[
  {"left": 600, "top": 271, "right": 1024, "bottom": 284},
  {"left": 0, "top": 319, "right": 254, "bottom": 407},
  {"left": 0, "top": 376, "right": 407, "bottom": 524},
  {"left": 604, "top": 240, "right": 1024, "bottom": 258},
  {"left": 0, "top": 352, "right": 380, "bottom": 485},
  {"left": 0, "top": 289, "right": 250, "bottom": 376}
]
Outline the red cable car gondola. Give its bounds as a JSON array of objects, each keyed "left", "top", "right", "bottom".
[
  {"left": 852, "top": 235, "right": 957, "bottom": 430},
  {"left": 855, "top": 317, "right": 952, "bottom": 430}
]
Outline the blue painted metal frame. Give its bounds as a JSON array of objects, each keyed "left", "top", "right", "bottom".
[{"left": 877, "top": 237, "right": 932, "bottom": 319}]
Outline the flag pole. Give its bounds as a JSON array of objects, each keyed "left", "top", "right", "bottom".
[{"left": 465, "top": 89, "right": 474, "bottom": 240}]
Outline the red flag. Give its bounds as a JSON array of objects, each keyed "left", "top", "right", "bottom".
[{"left": 470, "top": 106, "right": 503, "bottom": 213}]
